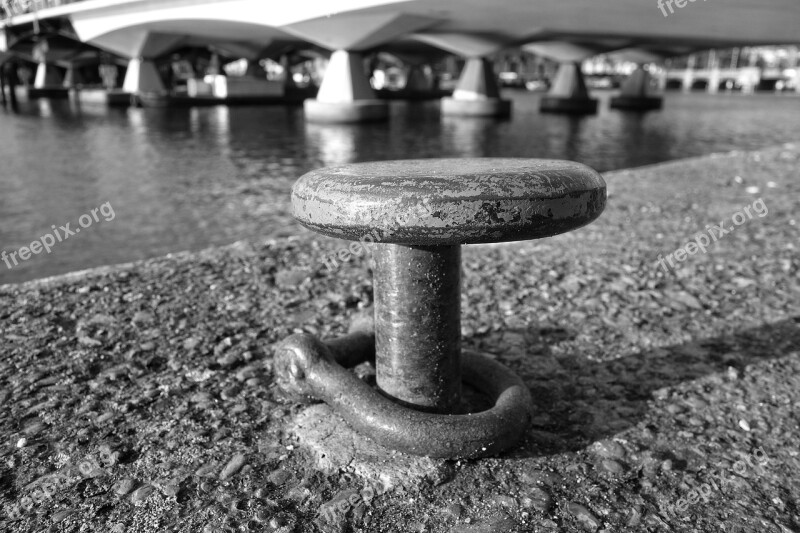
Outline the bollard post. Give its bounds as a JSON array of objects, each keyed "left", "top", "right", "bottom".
[{"left": 276, "top": 158, "right": 607, "bottom": 458}]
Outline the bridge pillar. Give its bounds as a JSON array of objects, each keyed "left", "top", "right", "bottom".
[
  {"left": 62, "top": 64, "right": 87, "bottom": 89},
  {"left": 681, "top": 69, "right": 693, "bottom": 92},
  {"left": 304, "top": 50, "right": 388, "bottom": 123},
  {"left": 682, "top": 54, "right": 696, "bottom": 92},
  {"left": 540, "top": 61, "right": 597, "bottom": 114},
  {"left": 34, "top": 63, "right": 63, "bottom": 89},
  {"left": 610, "top": 65, "right": 663, "bottom": 111},
  {"left": 122, "top": 58, "right": 166, "bottom": 95},
  {"left": 707, "top": 68, "right": 721, "bottom": 94},
  {"left": 441, "top": 57, "right": 511, "bottom": 117},
  {"left": 405, "top": 65, "right": 433, "bottom": 92},
  {"left": 30, "top": 38, "right": 66, "bottom": 98}
]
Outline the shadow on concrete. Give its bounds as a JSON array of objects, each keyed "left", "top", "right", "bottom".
[{"left": 502, "top": 315, "right": 800, "bottom": 457}]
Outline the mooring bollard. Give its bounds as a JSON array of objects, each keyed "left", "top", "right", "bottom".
[{"left": 275, "top": 158, "right": 607, "bottom": 458}]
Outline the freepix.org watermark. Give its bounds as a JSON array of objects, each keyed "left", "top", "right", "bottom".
[
  {"left": 657, "top": 0, "right": 707, "bottom": 17},
  {"left": 320, "top": 199, "right": 435, "bottom": 272},
  {"left": 656, "top": 198, "right": 767, "bottom": 274},
  {"left": 663, "top": 447, "right": 770, "bottom": 520},
  {"left": 2, "top": 202, "right": 115, "bottom": 270},
  {"left": 319, "top": 479, "right": 390, "bottom": 523}
]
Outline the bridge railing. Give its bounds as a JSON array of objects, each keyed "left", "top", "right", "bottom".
[{"left": 1, "top": 0, "right": 87, "bottom": 20}]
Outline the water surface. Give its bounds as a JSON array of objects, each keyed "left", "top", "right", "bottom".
[{"left": 1, "top": 91, "right": 798, "bottom": 284}]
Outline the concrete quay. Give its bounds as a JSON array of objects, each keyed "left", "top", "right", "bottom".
[{"left": 1, "top": 144, "right": 799, "bottom": 532}]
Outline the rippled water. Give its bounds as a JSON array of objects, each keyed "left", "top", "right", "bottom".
[{"left": 1, "top": 90, "right": 798, "bottom": 284}]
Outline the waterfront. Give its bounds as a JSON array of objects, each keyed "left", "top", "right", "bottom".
[{"left": 1, "top": 90, "right": 799, "bottom": 284}]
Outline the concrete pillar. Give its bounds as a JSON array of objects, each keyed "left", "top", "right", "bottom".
[
  {"left": 707, "top": 68, "right": 720, "bottom": 94},
  {"left": 707, "top": 50, "right": 719, "bottom": 94},
  {"left": 304, "top": 50, "right": 388, "bottom": 123},
  {"left": 29, "top": 38, "right": 65, "bottom": 98},
  {"left": 540, "top": 61, "right": 597, "bottom": 114},
  {"left": 682, "top": 54, "right": 696, "bottom": 92},
  {"left": 34, "top": 62, "right": 62, "bottom": 89},
  {"left": 206, "top": 53, "right": 221, "bottom": 76},
  {"left": 62, "top": 64, "right": 85, "bottom": 88},
  {"left": 63, "top": 65, "right": 73, "bottom": 88},
  {"left": 405, "top": 65, "right": 432, "bottom": 92},
  {"left": 29, "top": 62, "right": 67, "bottom": 99},
  {"left": 441, "top": 57, "right": 511, "bottom": 117},
  {"left": 122, "top": 58, "right": 166, "bottom": 94},
  {"left": 31, "top": 38, "right": 61, "bottom": 90},
  {"left": 681, "top": 69, "right": 693, "bottom": 92},
  {"left": 610, "top": 65, "right": 663, "bottom": 111}
]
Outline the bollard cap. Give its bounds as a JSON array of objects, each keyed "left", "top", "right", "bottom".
[{"left": 291, "top": 158, "right": 606, "bottom": 245}]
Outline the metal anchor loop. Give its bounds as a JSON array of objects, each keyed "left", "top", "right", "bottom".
[
  {"left": 278, "top": 158, "right": 607, "bottom": 458},
  {"left": 275, "top": 329, "right": 533, "bottom": 459}
]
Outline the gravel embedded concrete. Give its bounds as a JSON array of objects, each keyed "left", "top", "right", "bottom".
[{"left": 1, "top": 143, "right": 799, "bottom": 533}]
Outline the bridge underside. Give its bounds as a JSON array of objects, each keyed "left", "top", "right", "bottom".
[
  {"left": 0, "top": 0, "right": 796, "bottom": 118},
  {"left": 2, "top": 0, "right": 798, "bottom": 60}
]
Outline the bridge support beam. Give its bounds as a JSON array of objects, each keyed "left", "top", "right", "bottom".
[
  {"left": 304, "top": 50, "right": 388, "bottom": 123},
  {"left": 122, "top": 58, "right": 166, "bottom": 96},
  {"left": 610, "top": 65, "right": 663, "bottom": 111},
  {"left": 540, "top": 61, "right": 597, "bottom": 114},
  {"left": 441, "top": 57, "right": 511, "bottom": 117}
]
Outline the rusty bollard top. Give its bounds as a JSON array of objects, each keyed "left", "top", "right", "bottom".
[{"left": 291, "top": 158, "right": 606, "bottom": 245}]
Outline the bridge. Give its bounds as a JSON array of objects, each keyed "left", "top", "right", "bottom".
[{"left": 1, "top": 0, "right": 799, "bottom": 120}]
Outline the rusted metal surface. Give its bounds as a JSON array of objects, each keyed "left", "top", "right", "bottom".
[
  {"left": 278, "top": 157, "right": 607, "bottom": 458},
  {"left": 275, "top": 332, "right": 531, "bottom": 459},
  {"left": 374, "top": 244, "right": 461, "bottom": 413},
  {"left": 291, "top": 158, "right": 606, "bottom": 245}
]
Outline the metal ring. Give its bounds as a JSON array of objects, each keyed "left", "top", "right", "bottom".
[{"left": 275, "top": 331, "right": 531, "bottom": 459}]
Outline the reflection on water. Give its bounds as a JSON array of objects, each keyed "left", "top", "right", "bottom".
[
  {"left": 304, "top": 122, "right": 360, "bottom": 167},
  {"left": 1, "top": 91, "right": 798, "bottom": 283},
  {"left": 441, "top": 115, "right": 506, "bottom": 157}
]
